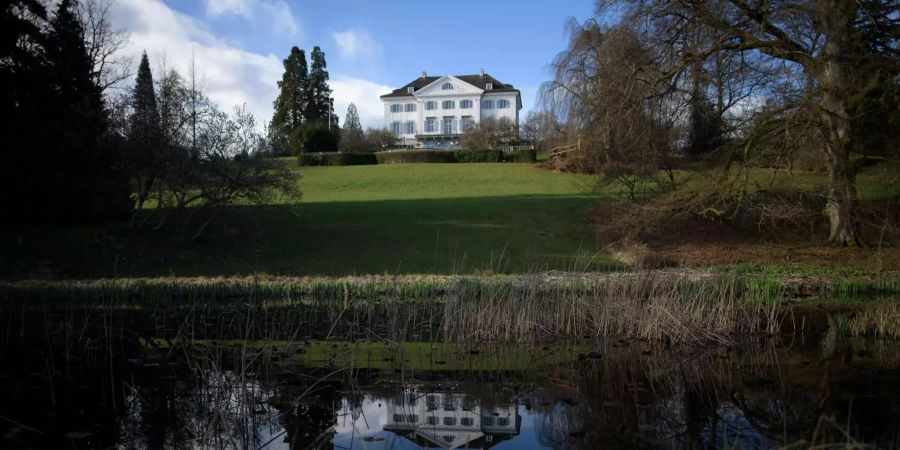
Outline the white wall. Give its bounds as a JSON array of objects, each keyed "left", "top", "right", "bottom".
[
  {"left": 383, "top": 76, "right": 522, "bottom": 147},
  {"left": 479, "top": 93, "right": 519, "bottom": 124}
]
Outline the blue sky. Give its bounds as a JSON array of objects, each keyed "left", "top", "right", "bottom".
[{"left": 109, "top": 0, "right": 595, "bottom": 128}]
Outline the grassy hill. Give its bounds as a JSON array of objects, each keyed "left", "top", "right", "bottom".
[{"left": 1, "top": 163, "right": 617, "bottom": 279}]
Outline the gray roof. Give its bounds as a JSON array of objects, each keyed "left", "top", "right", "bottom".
[{"left": 380, "top": 74, "right": 519, "bottom": 99}]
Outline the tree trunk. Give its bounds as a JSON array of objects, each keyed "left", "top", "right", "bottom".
[{"left": 818, "top": 0, "right": 860, "bottom": 246}]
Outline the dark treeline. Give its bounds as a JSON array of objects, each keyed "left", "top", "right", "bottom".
[
  {"left": 2, "top": 0, "right": 297, "bottom": 234},
  {"left": 2, "top": 0, "right": 131, "bottom": 223}
]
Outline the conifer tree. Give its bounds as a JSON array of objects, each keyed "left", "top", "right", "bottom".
[
  {"left": 344, "top": 103, "right": 362, "bottom": 132},
  {"left": 271, "top": 47, "right": 308, "bottom": 154},
  {"left": 340, "top": 103, "right": 366, "bottom": 153},
  {"left": 305, "top": 46, "right": 332, "bottom": 124},
  {"left": 128, "top": 51, "right": 163, "bottom": 212},
  {"left": 42, "top": 0, "right": 131, "bottom": 221}
]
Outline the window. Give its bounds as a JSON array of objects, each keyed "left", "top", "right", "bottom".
[
  {"left": 497, "top": 99, "right": 510, "bottom": 109},
  {"left": 443, "top": 417, "right": 456, "bottom": 426},
  {"left": 407, "top": 86, "right": 414, "bottom": 94},
  {"left": 442, "top": 100, "right": 455, "bottom": 109},
  {"left": 443, "top": 436, "right": 455, "bottom": 443},
  {"left": 461, "top": 417, "right": 474, "bottom": 426},
  {"left": 482, "top": 417, "right": 494, "bottom": 426},
  {"left": 485, "top": 82, "right": 493, "bottom": 90},
  {"left": 443, "top": 117, "right": 454, "bottom": 134},
  {"left": 405, "top": 103, "right": 416, "bottom": 112},
  {"left": 482, "top": 100, "right": 494, "bottom": 109},
  {"left": 427, "top": 416, "right": 438, "bottom": 425},
  {"left": 425, "top": 101, "right": 437, "bottom": 110},
  {"left": 393, "top": 414, "right": 403, "bottom": 422},
  {"left": 390, "top": 104, "right": 402, "bottom": 113},
  {"left": 404, "top": 121, "right": 415, "bottom": 134},
  {"left": 425, "top": 117, "right": 436, "bottom": 133},
  {"left": 460, "top": 116, "right": 474, "bottom": 132},
  {"left": 406, "top": 415, "right": 419, "bottom": 423},
  {"left": 460, "top": 99, "right": 473, "bottom": 109},
  {"left": 443, "top": 396, "right": 456, "bottom": 411},
  {"left": 441, "top": 82, "right": 454, "bottom": 90},
  {"left": 391, "top": 122, "right": 401, "bottom": 135},
  {"left": 498, "top": 417, "right": 510, "bottom": 426}
]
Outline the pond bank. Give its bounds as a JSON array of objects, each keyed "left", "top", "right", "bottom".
[
  {"left": 3, "top": 269, "right": 900, "bottom": 302},
  {"left": 3, "top": 271, "right": 899, "bottom": 345}
]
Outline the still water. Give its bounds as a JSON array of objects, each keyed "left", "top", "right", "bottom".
[{"left": 1, "top": 300, "right": 899, "bottom": 449}]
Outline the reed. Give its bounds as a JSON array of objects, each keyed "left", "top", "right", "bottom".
[
  {"left": 441, "top": 273, "right": 783, "bottom": 345},
  {"left": 3, "top": 271, "right": 898, "bottom": 345},
  {"left": 848, "top": 302, "right": 900, "bottom": 339},
  {"left": 4, "top": 271, "right": 898, "bottom": 304}
]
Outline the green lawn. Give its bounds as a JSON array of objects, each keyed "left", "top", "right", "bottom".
[
  {"left": 4, "top": 161, "right": 896, "bottom": 279},
  {"left": 1, "top": 163, "right": 614, "bottom": 279}
]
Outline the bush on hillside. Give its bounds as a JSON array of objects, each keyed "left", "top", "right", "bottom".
[
  {"left": 504, "top": 149, "right": 537, "bottom": 163},
  {"left": 298, "top": 152, "right": 377, "bottom": 166},
  {"left": 375, "top": 150, "right": 457, "bottom": 164},
  {"left": 456, "top": 149, "right": 502, "bottom": 163}
]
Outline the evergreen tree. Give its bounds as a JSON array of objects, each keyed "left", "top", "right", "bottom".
[
  {"left": 128, "top": 52, "right": 163, "bottom": 211},
  {"left": 1, "top": 0, "right": 49, "bottom": 221},
  {"left": 40, "top": 0, "right": 131, "bottom": 221},
  {"left": 340, "top": 103, "right": 366, "bottom": 153},
  {"left": 271, "top": 47, "right": 308, "bottom": 155},
  {"left": 686, "top": 90, "right": 725, "bottom": 155},
  {"left": 305, "top": 46, "right": 332, "bottom": 124},
  {"left": 344, "top": 103, "right": 362, "bottom": 132}
]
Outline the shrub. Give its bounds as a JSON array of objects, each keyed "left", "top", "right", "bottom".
[
  {"left": 504, "top": 149, "right": 537, "bottom": 163},
  {"left": 375, "top": 150, "right": 457, "bottom": 164},
  {"left": 298, "top": 152, "right": 377, "bottom": 166},
  {"left": 456, "top": 149, "right": 502, "bottom": 163},
  {"left": 291, "top": 122, "right": 338, "bottom": 154}
]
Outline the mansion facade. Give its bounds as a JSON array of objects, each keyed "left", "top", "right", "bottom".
[{"left": 380, "top": 70, "right": 522, "bottom": 149}]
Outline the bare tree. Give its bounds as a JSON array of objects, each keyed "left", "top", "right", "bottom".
[
  {"left": 76, "top": 0, "right": 131, "bottom": 91},
  {"left": 542, "top": 22, "right": 678, "bottom": 194},
  {"left": 588, "top": 0, "right": 899, "bottom": 245},
  {"left": 461, "top": 117, "right": 517, "bottom": 150}
]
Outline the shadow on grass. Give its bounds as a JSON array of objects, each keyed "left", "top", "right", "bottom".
[{"left": 1, "top": 194, "right": 618, "bottom": 279}]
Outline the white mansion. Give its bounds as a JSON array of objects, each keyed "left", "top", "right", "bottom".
[
  {"left": 380, "top": 70, "right": 522, "bottom": 149},
  {"left": 382, "top": 388, "right": 520, "bottom": 449}
]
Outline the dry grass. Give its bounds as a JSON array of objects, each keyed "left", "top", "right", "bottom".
[
  {"left": 848, "top": 302, "right": 900, "bottom": 339},
  {"left": 441, "top": 273, "right": 781, "bottom": 345}
]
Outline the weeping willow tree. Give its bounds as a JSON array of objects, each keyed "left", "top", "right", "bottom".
[{"left": 540, "top": 21, "right": 678, "bottom": 198}]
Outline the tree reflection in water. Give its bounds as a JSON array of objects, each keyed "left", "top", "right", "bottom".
[{"left": 2, "top": 330, "right": 899, "bottom": 448}]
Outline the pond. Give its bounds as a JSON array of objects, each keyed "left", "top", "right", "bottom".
[{"left": 0, "top": 298, "right": 898, "bottom": 449}]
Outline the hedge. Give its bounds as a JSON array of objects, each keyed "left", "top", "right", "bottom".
[
  {"left": 456, "top": 149, "right": 503, "bottom": 163},
  {"left": 503, "top": 149, "right": 537, "bottom": 163},
  {"left": 375, "top": 150, "right": 457, "bottom": 164},
  {"left": 298, "top": 152, "right": 377, "bottom": 166}
]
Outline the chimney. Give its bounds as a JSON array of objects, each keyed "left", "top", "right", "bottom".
[
  {"left": 479, "top": 68, "right": 484, "bottom": 77},
  {"left": 421, "top": 70, "right": 427, "bottom": 78}
]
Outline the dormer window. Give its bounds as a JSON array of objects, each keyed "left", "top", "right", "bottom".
[
  {"left": 485, "top": 82, "right": 493, "bottom": 90},
  {"left": 441, "top": 82, "right": 454, "bottom": 90},
  {"left": 407, "top": 86, "right": 414, "bottom": 94}
]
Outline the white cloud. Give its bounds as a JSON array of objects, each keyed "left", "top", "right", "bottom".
[
  {"left": 203, "top": 0, "right": 298, "bottom": 36},
  {"left": 110, "top": 0, "right": 282, "bottom": 128},
  {"left": 204, "top": 0, "right": 252, "bottom": 17},
  {"left": 109, "top": 0, "right": 389, "bottom": 131},
  {"left": 331, "top": 29, "right": 381, "bottom": 61},
  {"left": 331, "top": 77, "right": 392, "bottom": 130}
]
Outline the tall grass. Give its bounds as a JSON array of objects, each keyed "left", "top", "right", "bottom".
[
  {"left": 441, "top": 273, "right": 781, "bottom": 345},
  {"left": 2, "top": 271, "right": 898, "bottom": 345}
]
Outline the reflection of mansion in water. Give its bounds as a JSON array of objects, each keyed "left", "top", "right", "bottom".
[{"left": 383, "top": 389, "right": 520, "bottom": 449}]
